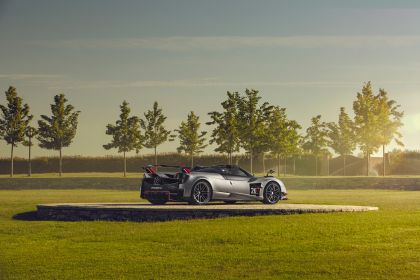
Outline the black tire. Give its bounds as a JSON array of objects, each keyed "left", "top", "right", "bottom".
[
  {"left": 147, "top": 199, "right": 168, "bottom": 205},
  {"left": 262, "top": 181, "right": 282, "bottom": 204},
  {"left": 223, "top": 200, "right": 237, "bottom": 204},
  {"left": 189, "top": 180, "right": 213, "bottom": 205}
]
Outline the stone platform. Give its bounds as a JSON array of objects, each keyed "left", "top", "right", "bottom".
[{"left": 36, "top": 203, "right": 379, "bottom": 222}]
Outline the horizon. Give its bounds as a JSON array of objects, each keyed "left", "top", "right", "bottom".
[{"left": 1, "top": 1, "right": 420, "bottom": 158}]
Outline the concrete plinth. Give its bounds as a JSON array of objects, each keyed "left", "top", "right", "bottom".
[{"left": 37, "top": 203, "right": 379, "bottom": 222}]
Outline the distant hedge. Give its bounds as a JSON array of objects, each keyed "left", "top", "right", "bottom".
[
  {"left": 1, "top": 176, "right": 420, "bottom": 191},
  {"left": 0, "top": 153, "right": 377, "bottom": 176}
]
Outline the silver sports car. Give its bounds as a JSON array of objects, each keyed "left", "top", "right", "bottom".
[{"left": 140, "top": 165, "right": 288, "bottom": 205}]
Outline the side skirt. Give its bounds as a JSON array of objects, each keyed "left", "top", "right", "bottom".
[{"left": 212, "top": 191, "right": 262, "bottom": 201}]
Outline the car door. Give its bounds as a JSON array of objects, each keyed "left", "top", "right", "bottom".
[
  {"left": 192, "top": 168, "right": 231, "bottom": 196},
  {"left": 224, "top": 167, "right": 251, "bottom": 196},
  {"left": 211, "top": 167, "right": 233, "bottom": 194}
]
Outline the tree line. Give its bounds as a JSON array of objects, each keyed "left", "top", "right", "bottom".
[
  {"left": 0, "top": 87, "right": 79, "bottom": 177},
  {"left": 0, "top": 82, "right": 403, "bottom": 177}
]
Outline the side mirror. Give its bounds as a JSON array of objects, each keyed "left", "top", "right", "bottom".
[{"left": 266, "top": 169, "right": 275, "bottom": 177}]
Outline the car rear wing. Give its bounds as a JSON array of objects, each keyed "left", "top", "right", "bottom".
[{"left": 142, "top": 165, "right": 191, "bottom": 174}]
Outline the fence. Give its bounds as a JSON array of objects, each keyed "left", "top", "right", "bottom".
[{"left": 0, "top": 153, "right": 397, "bottom": 176}]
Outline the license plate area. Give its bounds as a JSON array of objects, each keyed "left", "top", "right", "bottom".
[
  {"left": 144, "top": 191, "right": 171, "bottom": 200},
  {"left": 250, "top": 183, "right": 262, "bottom": 196}
]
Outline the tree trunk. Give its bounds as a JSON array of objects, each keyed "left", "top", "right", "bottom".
[
  {"left": 284, "top": 156, "right": 287, "bottom": 177},
  {"left": 59, "top": 146, "right": 63, "bottom": 177},
  {"left": 382, "top": 145, "right": 386, "bottom": 177},
  {"left": 10, "top": 143, "right": 14, "bottom": 178},
  {"left": 262, "top": 153, "right": 265, "bottom": 175},
  {"left": 191, "top": 152, "right": 194, "bottom": 168},
  {"left": 327, "top": 156, "right": 330, "bottom": 176},
  {"left": 366, "top": 154, "right": 370, "bottom": 176},
  {"left": 154, "top": 146, "right": 158, "bottom": 172},
  {"left": 293, "top": 157, "right": 296, "bottom": 175},
  {"left": 250, "top": 151, "right": 253, "bottom": 174},
  {"left": 28, "top": 139, "right": 32, "bottom": 177},
  {"left": 315, "top": 155, "right": 318, "bottom": 176},
  {"left": 277, "top": 154, "right": 280, "bottom": 177},
  {"left": 154, "top": 146, "right": 158, "bottom": 166},
  {"left": 123, "top": 151, "right": 126, "bottom": 177},
  {"left": 343, "top": 155, "right": 346, "bottom": 176}
]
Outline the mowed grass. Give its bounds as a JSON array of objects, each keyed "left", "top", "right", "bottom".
[{"left": 0, "top": 189, "right": 420, "bottom": 279}]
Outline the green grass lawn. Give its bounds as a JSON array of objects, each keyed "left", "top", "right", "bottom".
[{"left": 0, "top": 189, "right": 419, "bottom": 279}]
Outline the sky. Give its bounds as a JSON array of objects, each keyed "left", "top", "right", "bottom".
[{"left": 1, "top": 0, "right": 420, "bottom": 158}]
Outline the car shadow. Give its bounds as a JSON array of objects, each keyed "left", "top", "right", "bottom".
[
  {"left": 13, "top": 211, "right": 40, "bottom": 221},
  {"left": 11, "top": 202, "right": 262, "bottom": 222}
]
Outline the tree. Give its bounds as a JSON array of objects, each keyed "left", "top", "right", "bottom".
[
  {"left": 267, "top": 106, "right": 301, "bottom": 176},
  {"left": 175, "top": 111, "right": 207, "bottom": 167},
  {"left": 353, "top": 82, "right": 383, "bottom": 176},
  {"left": 302, "top": 115, "right": 329, "bottom": 176},
  {"left": 236, "top": 89, "right": 273, "bottom": 174},
  {"left": 293, "top": 138, "right": 306, "bottom": 175},
  {"left": 0, "top": 86, "right": 32, "bottom": 177},
  {"left": 327, "top": 107, "right": 356, "bottom": 176},
  {"left": 282, "top": 124, "right": 302, "bottom": 176},
  {"left": 103, "top": 101, "right": 143, "bottom": 177},
  {"left": 207, "top": 91, "right": 240, "bottom": 164},
  {"left": 141, "top": 101, "right": 172, "bottom": 166},
  {"left": 38, "top": 94, "right": 80, "bottom": 177},
  {"left": 377, "top": 89, "right": 404, "bottom": 176},
  {"left": 259, "top": 111, "right": 274, "bottom": 175},
  {"left": 23, "top": 126, "right": 38, "bottom": 176}
]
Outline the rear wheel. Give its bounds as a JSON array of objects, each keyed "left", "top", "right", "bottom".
[
  {"left": 147, "top": 199, "right": 168, "bottom": 205},
  {"left": 263, "top": 182, "right": 282, "bottom": 204},
  {"left": 190, "top": 180, "right": 212, "bottom": 205}
]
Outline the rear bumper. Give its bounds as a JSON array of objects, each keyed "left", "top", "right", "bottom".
[
  {"left": 143, "top": 190, "right": 170, "bottom": 201},
  {"left": 141, "top": 181, "right": 184, "bottom": 201}
]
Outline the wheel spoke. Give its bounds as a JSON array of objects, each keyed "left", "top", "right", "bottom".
[{"left": 266, "top": 183, "right": 281, "bottom": 203}]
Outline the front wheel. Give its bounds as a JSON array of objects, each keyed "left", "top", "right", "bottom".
[
  {"left": 263, "top": 182, "right": 282, "bottom": 204},
  {"left": 189, "top": 180, "right": 212, "bottom": 205}
]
